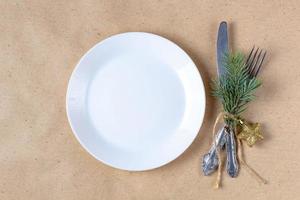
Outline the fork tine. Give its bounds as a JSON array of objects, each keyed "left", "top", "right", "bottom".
[
  {"left": 248, "top": 48, "right": 259, "bottom": 73},
  {"left": 254, "top": 51, "right": 266, "bottom": 77},
  {"left": 246, "top": 46, "right": 255, "bottom": 66},
  {"left": 249, "top": 49, "right": 263, "bottom": 77}
]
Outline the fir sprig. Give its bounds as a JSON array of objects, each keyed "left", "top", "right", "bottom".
[{"left": 212, "top": 52, "right": 261, "bottom": 122}]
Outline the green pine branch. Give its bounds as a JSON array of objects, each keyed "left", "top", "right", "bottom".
[{"left": 212, "top": 52, "right": 261, "bottom": 125}]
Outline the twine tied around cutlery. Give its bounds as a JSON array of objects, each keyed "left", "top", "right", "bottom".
[{"left": 212, "top": 112, "right": 267, "bottom": 189}]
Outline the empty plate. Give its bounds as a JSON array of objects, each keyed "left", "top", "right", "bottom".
[{"left": 66, "top": 32, "right": 205, "bottom": 171}]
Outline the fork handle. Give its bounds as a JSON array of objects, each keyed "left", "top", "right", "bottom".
[{"left": 225, "top": 126, "right": 239, "bottom": 177}]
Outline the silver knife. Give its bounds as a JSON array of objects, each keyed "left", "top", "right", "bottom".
[
  {"left": 202, "top": 22, "right": 229, "bottom": 176},
  {"left": 216, "top": 22, "right": 239, "bottom": 177}
]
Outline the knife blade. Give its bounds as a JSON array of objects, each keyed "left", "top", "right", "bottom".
[{"left": 217, "top": 21, "right": 229, "bottom": 77}]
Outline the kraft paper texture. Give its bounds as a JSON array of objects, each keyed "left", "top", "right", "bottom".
[{"left": 1, "top": 0, "right": 299, "bottom": 199}]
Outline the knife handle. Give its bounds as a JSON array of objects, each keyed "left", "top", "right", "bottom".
[{"left": 202, "top": 126, "right": 226, "bottom": 176}]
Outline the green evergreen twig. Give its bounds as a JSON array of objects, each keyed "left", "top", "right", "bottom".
[{"left": 212, "top": 52, "right": 261, "bottom": 127}]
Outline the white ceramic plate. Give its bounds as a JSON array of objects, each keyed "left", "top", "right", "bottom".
[{"left": 66, "top": 32, "right": 205, "bottom": 171}]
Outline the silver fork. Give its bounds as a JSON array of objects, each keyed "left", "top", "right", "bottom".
[
  {"left": 225, "top": 47, "right": 267, "bottom": 177},
  {"left": 246, "top": 46, "right": 267, "bottom": 78}
]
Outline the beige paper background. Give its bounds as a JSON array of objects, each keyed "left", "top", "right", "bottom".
[{"left": 1, "top": 0, "right": 300, "bottom": 199}]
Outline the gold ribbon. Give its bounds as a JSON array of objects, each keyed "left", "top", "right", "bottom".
[{"left": 211, "top": 112, "right": 267, "bottom": 189}]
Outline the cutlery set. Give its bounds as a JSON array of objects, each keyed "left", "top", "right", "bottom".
[{"left": 202, "top": 22, "right": 267, "bottom": 180}]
